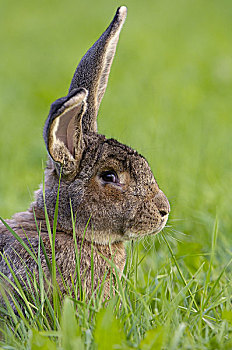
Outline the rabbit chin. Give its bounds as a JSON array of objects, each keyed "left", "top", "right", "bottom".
[
  {"left": 124, "top": 215, "right": 169, "bottom": 240},
  {"left": 82, "top": 214, "right": 169, "bottom": 245}
]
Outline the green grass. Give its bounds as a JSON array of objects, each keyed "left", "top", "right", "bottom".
[
  {"left": 0, "top": 0, "right": 232, "bottom": 348},
  {"left": 1, "top": 214, "right": 232, "bottom": 349}
]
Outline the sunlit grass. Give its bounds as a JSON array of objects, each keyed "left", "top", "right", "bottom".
[
  {"left": 1, "top": 212, "right": 232, "bottom": 349},
  {"left": 0, "top": 0, "right": 232, "bottom": 348}
]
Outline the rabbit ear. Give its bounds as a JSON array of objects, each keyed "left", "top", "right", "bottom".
[
  {"left": 43, "top": 88, "right": 88, "bottom": 175},
  {"left": 69, "top": 6, "right": 127, "bottom": 133}
]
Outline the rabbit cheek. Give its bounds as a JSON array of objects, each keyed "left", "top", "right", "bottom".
[
  {"left": 87, "top": 177, "right": 124, "bottom": 202},
  {"left": 102, "top": 185, "right": 124, "bottom": 202},
  {"left": 126, "top": 192, "right": 170, "bottom": 238}
]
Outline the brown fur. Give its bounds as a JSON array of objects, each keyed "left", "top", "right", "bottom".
[
  {"left": 0, "top": 6, "right": 170, "bottom": 301},
  {"left": 0, "top": 207, "right": 125, "bottom": 296}
]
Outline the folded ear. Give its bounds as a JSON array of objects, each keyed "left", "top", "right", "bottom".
[
  {"left": 43, "top": 88, "right": 88, "bottom": 176},
  {"left": 69, "top": 6, "right": 127, "bottom": 133}
]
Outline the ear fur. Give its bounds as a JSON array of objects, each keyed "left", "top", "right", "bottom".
[
  {"left": 43, "top": 88, "right": 88, "bottom": 176},
  {"left": 69, "top": 6, "right": 127, "bottom": 133}
]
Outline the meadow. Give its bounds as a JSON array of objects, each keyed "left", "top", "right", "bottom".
[{"left": 0, "top": 0, "right": 232, "bottom": 348}]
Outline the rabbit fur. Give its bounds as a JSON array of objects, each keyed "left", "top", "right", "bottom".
[{"left": 0, "top": 6, "right": 170, "bottom": 298}]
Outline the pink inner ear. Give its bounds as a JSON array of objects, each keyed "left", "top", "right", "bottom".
[
  {"left": 55, "top": 104, "right": 82, "bottom": 156},
  {"left": 66, "top": 116, "right": 75, "bottom": 155}
]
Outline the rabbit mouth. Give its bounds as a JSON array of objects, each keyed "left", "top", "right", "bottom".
[
  {"left": 150, "top": 216, "right": 169, "bottom": 235},
  {"left": 145, "top": 218, "right": 169, "bottom": 237},
  {"left": 125, "top": 213, "right": 169, "bottom": 240}
]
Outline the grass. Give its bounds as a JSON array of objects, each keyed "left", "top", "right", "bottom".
[
  {"left": 0, "top": 0, "right": 232, "bottom": 348},
  {"left": 1, "top": 213, "right": 232, "bottom": 349}
]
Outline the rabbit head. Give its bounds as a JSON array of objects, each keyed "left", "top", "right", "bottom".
[{"left": 36, "top": 6, "right": 170, "bottom": 245}]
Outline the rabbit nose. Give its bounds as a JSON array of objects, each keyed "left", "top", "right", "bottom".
[
  {"left": 159, "top": 209, "right": 168, "bottom": 217},
  {"left": 154, "top": 190, "right": 170, "bottom": 217}
]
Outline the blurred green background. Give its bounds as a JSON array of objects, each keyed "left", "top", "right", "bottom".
[{"left": 0, "top": 0, "right": 232, "bottom": 257}]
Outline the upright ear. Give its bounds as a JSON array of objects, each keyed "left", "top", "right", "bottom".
[
  {"left": 69, "top": 6, "right": 127, "bottom": 133},
  {"left": 43, "top": 88, "right": 88, "bottom": 176}
]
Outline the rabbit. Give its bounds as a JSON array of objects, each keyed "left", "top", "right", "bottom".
[{"left": 0, "top": 6, "right": 170, "bottom": 299}]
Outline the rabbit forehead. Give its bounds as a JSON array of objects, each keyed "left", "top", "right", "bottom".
[
  {"left": 97, "top": 141, "right": 138, "bottom": 170},
  {"left": 98, "top": 139, "right": 156, "bottom": 182}
]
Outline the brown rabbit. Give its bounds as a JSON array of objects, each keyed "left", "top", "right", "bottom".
[{"left": 0, "top": 6, "right": 170, "bottom": 298}]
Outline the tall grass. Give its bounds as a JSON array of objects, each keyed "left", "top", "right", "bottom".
[
  {"left": 1, "top": 208, "right": 232, "bottom": 349},
  {"left": 1, "top": 0, "right": 232, "bottom": 348}
]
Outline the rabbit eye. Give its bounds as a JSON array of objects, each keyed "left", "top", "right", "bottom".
[{"left": 100, "top": 170, "right": 118, "bottom": 184}]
